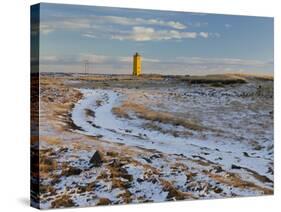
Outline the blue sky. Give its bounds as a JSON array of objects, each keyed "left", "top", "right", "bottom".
[{"left": 38, "top": 3, "right": 274, "bottom": 75}]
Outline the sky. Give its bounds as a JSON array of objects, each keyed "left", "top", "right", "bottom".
[{"left": 37, "top": 3, "right": 274, "bottom": 75}]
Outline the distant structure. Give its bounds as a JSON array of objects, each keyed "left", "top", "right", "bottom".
[
  {"left": 133, "top": 52, "right": 141, "bottom": 76},
  {"left": 84, "top": 60, "right": 89, "bottom": 75}
]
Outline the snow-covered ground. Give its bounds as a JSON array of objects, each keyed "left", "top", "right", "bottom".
[
  {"left": 71, "top": 86, "right": 273, "bottom": 182},
  {"left": 38, "top": 76, "right": 273, "bottom": 208}
]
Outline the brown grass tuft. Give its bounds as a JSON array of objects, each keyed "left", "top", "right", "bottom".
[
  {"left": 96, "top": 198, "right": 112, "bottom": 205},
  {"left": 51, "top": 194, "right": 75, "bottom": 208},
  {"left": 112, "top": 102, "right": 204, "bottom": 131},
  {"left": 207, "top": 172, "right": 273, "bottom": 195},
  {"left": 161, "top": 180, "right": 192, "bottom": 200}
]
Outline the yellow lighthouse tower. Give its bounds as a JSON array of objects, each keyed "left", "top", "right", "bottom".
[{"left": 133, "top": 52, "right": 141, "bottom": 76}]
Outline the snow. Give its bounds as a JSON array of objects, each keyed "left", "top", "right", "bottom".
[
  {"left": 38, "top": 79, "right": 273, "bottom": 208},
  {"left": 124, "top": 164, "right": 168, "bottom": 202},
  {"left": 71, "top": 87, "right": 273, "bottom": 184}
]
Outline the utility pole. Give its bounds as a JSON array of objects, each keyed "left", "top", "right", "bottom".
[{"left": 84, "top": 60, "right": 89, "bottom": 75}]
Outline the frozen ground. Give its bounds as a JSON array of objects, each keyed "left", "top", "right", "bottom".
[{"left": 37, "top": 74, "right": 273, "bottom": 208}]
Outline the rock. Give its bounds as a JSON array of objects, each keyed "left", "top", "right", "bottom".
[
  {"left": 213, "top": 166, "right": 223, "bottom": 173},
  {"left": 62, "top": 166, "right": 82, "bottom": 176},
  {"left": 142, "top": 157, "right": 152, "bottom": 163},
  {"left": 48, "top": 97, "right": 54, "bottom": 102},
  {"left": 243, "top": 152, "right": 250, "bottom": 157},
  {"left": 57, "top": 147, "right": 68, "bottom": 154},
  {"left": 151, "top": 178, "right": 158, "bottom": 184},
  {"left": 150, "top": 154, "right": 161, "bottom": 159},
  {"left": 231, "top": 164, "right": 242, "bottom": 169},
  {"left": 254, "top": 145, "right": 262, "bottom": 151},
  {"left": 137, "top": 178, "right": 144, "bottom": 183},
  {"left": 90, "top": 151, "right": 103, "bottom": 167},
  {"left": 122, "top": 173, "right": 133, "bottom": 182}
]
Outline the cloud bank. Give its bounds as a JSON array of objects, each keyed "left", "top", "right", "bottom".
[{"left": 40, "top": 14, "right": 216, "bottom": 42}]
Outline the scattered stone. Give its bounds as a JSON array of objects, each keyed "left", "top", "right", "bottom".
[
  {"left": 254, "top": 145, "right": 262, "bottom": 151},
  {"left": 122, "top": 173, "right": 133, "bottom": 182},
  {"left": 267, "top": 167, "right": 273, "bottom": 175},
  {"left": 48, "top": 97, "right": 54, "bottom": 102},
  {"left": 62, "top": 166, "right": 82, "bottom": 177},
  {"left": 151, "top": 178, "right": 158, "bottom": 184},
  {"left": 213, "top": 166, "right": 223, "bottom": 173},
  {"left": 243, "top": 152, "right": 250, "bottom": 157},
  {"left": 57, "top": 147, "right": 68, "bottom": 154},
  {"left": 142, "top": 157, "right": 152, "bottom": 163},
  {"left": 150, "top": 154, "right": 161, "bottom": 159},
  {"left": 95, "top": 134, "right": 103, "bottom": 139},
  {"left": 92, "top": 123, "right": 101, "bottom": 129},
  {"left": 89, "top": 151, "right": 103, "bottom": 167},
  {"left": 231, "top": 164, "right": 242, "bottom": 169},
  {"left": 137, "top": 178, "right": 144, "bottom": 183}
]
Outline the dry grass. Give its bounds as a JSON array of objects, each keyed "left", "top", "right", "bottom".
[
  {"left": 77, "top": 182, "right": 96, "bottom": 193},
  {"left": 118, "top": 190, "right": 132, "bottom": 203},
  {"left": 225, "top": 73, "right": 273, "bottom": 81},
  {"left": 40, "top": 184, "right": 56, "bottom": 196},
  {"left": 108, "top": 162, "right": 133, "bottom": 189},
  {"left": 161, "top": 180, "right": 193, "bottom": 200},
  {"left": 39, "top": 149, "right": 58, "bottom": 175},
  {"left": 207, "top": 172, "right": 273, "bottom": 195},
  {"left": 112, "top": 102, "right": 204, "bottom": 131},
  {"left": 40, "top": 136, "right": 61, "bottom": 145},
  {"left": 96, "top": 198, "right": 112, "bottom": 205},
  {"left": 182, "top": 74, "right": 247, "bottom": 84},
  {"left": 51, "top": 194, "right": 75, "bottom": 208}
]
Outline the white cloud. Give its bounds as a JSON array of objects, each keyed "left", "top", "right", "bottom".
[
  {"left": 100, "top": 16, "right": 187, "bottom": 30},
  {"left": 209, "top": 32, "right": 221, "bottom": 38},
  {"left": 225, "top": 23, "right": 232, "bottom": 28},
  {"left": 199, "top": 32, "right": 208, "bottom": 38},
  {"left": 40, "top": 15, "right": 220, "bottom": 41},
  {"left": 40, "top": 18, "right": 92, "bottom": 34},
  {"left": 40, "top": 15, "right": 187, "bottom": 35},
  {"left": 40, "top": 23, "right": 55, "bottom": 34},
  {"left": 112, "top": 26, "right": 197, "bottom": 41},
  {"left": 82, "top": 33, "right": 97, "bottom": 38},
  {"left": 190, "top": 22, "right": 208, "bottom": 27}
]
